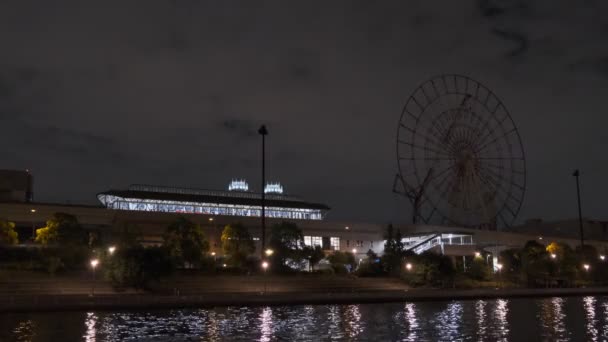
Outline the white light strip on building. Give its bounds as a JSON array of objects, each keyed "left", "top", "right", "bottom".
[{"left": 98, "top": 195, "right": 324, "bottom": 220}]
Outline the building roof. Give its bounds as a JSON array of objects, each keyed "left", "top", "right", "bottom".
[{"left": 97, "top": 187, "right": 330, "bottom": 211}]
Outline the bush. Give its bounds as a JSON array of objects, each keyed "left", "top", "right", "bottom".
[{"left": 105, "top": 246, "right": 173, "bottom": 289}]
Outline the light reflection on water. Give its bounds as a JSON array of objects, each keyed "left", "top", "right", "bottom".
[{"left": 1, "top": 296, "right": 607, "bottom": 341}]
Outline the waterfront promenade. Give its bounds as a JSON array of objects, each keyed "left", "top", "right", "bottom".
[{"left": 3, "top": 273, "right": 608, "bottom": 312}]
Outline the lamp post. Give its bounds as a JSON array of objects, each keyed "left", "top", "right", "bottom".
[
  {"left": 573, "top": 170, "right": 585, "bottom": 250},
  {"left": 259, "top": 125, "right": 268, "bottom": 260},
  {"left": 90, "top": 259, "right": 99, "bottom": 296},
  {"left": 30, "top": 209, "right": 36, "bottom": 241},
  {"left": 496, "top": 263, "right": 503, "bottom": 288},
  {"left": 261, "top": 261, "right": 269, "bottom": 294},
  {"left": 108, "top": 246, "right": 116, "bottom": 255}
]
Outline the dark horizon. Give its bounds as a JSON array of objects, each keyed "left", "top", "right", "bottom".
[{"left": 1, "top": 1, "right": 606, "bottom": 224}]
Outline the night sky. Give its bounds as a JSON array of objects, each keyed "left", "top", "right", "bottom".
[{"left": 1, "top": 1, "right": 606, "bottom": 224}]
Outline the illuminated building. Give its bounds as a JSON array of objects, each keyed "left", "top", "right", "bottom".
[{"left": 97, "top": 182, "right": 329, "bottom": 220}]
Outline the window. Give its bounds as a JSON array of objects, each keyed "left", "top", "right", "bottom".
[
  {"left": 330, "top": 237, "right": 340, "bottom": 251},
  {"left": 304, "top": 236, "right": 322, "bottom": 247}
]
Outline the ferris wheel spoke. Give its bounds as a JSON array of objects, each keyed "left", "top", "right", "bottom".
[
  {"left": 400, "top": 124, "right": 452, "bottom": 154},
  {"left": 398, "top": 140, "right": 452, "bottom": 158},
  {"left": 478, "top": 165, "right": 525, "bottom": 195},
  {"left": 473, "top": 114, "right": 510, "bottom": 149},
  {"left": 475, "top": 127, "right": 517, "bottom": 154}
]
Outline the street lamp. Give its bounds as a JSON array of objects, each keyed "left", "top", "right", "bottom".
[
  {"left": 108, "top": 246, "right": 116, "bottom": 255},
  {"left": 352, "top": 248, "right": 357, "bottom": 254},
  {"left": 550, "top": 253, "right": 557, "bottom": 259},
  {"left": 265, "top": 249, "right": 274, "bottom": 257},
  {"left": 496, "top": 263, "right": 503, "bottom": 288},
  {"left": 474, "top": 252, "right": 481, "bottom": 258},
  {"left": 583, "top": 264, "right": 590, "bottom": 271},
  {"left": 208, "top": 217, "right": 214, "bottom": 222},
  {"left": 261, "top": 261, "right": 269, "bottom": 293},
  {"left": 405, "top": 263, "right": 413, "bottom": 271},
  {"left": 30, "top": 209, "right": 37, "bottom": 241},
  {"left": 600, "top": 255, "right": 605, "bottom": 261},
  {"left": 90, "top": 259, "right": 99, "bottom": 296},
  {"left": 259, "top": 124, "right": 268, "bottom": 260}
]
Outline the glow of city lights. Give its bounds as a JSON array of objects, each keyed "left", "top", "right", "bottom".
[
  {"left": 90, "top": 259, "right": 99, "bottom": 268},
  {"left": 108, "top": 246, "right": 116, "bottom": 255},
  {"left": 265, "top": 249, "right": 274, "bottom": 257},
  {"left": 262, "top": 261, "right": 269, "bottom": 270},
  {"left": 551, "top": 253, "right": 557, "bottom": 259},
  {"left": 584, "top": 264, "right": 590, "bottom": 271},
  {"left": 405, "top": 263, "right": 413, "bottom": 271}
]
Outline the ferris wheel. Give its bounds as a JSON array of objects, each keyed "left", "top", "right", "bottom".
[{"left": 394, "top": 74, "right": 526, "bottom": 229}]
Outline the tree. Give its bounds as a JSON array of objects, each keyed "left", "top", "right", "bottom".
[
  {"left": 382, "top": 224, "right": 403, "bottom": 275},
  {"left": 163, "top": 217, "right": 209, "bottom": 268},
  {"left": 303, "top": 245, "right": 325, "bottom": 271},
  {"left": 403, "top": 251, "right": 455, "bottom": 286},
  {"left": 221, "top": 223, "right": 255, "bottom": 267},
  {"left": 521, "top": 240, "right": 551, "bottom": 286},
  {"left": 0, "top": 219, "right": 18, "bottom": 245},
  {"left": 269, "top": 221, "right": 305, "bottom": 271},
  {"left": 327, "top": 251, "right": 356, "bottom": 273},
  {"left": 35, "top": 213, "right": 86, "bottom": 245},
  {"left": 105, "top": 245, "right": 173, "bottom": 289}
]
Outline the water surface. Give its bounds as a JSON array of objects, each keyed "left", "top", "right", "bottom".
[{"left": 2, "top": 296, "right": 607, "bottom": 341}]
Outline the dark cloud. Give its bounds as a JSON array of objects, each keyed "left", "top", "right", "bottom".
[{"left": 0, "top": 0, "right": 606, "bottom": 224}]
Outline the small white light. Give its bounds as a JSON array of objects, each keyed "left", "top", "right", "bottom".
[
  {"left": 496, "top": 263, "right": 503, "bottom": 271},
  {"left": 405, "top": 263, "right": 413, "bottom": 271},
  {"left": 265, "top": 249, "right": 274, "bottom": 256},
  {"left": 551, "top": 253, "right": 557, "bottom": 259},
  {"left": 262, "top": 261, "right": 269, "bottom": 270},
  {"left": 475, "top": 252, "right": 481, "bottom": 258},
  {"left": 222, "top": 263, "right": 227, "bottom": 268},
  {"left": 108, "top": 246, "right": 116, "bottom": 255},
  {"left": 211, "top": 252, "right": 216, "bottom": 256},
  {"left": 600, "top": 255, "right": 605, "bottom": 261},
  {"left": 90, "top": 259, "right": 99, "bottom": 268},
  {"left": 584, "top": 264, "right": 590, "bottom": 271},
  {"left": 345, "top": 226, "right": 350, "bottom": 230}
]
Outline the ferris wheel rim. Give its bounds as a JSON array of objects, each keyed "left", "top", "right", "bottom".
[{"left": 396, "top": 74, "right": 526, "bottom": 228}]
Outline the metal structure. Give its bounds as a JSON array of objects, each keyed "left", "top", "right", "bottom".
[{"left": 394, "top": 74, "right": 526, "bottom": 229}]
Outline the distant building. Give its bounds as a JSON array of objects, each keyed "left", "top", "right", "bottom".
[
  {"left": 0, "top": 169, "right": 34, "bottom": 203},
  {"left": 97, "top": 182, "right": 330, "bottom": 221}
]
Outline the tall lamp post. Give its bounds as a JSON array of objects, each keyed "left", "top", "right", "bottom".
[
  {"left": 258, "top": 125, "right": 268, "bottom": 259},
  {"left": 30, "top": 209, "right": 37, "bottom": 241},
  {"left": 90, "top": 259, "right": 99, "bottom": 296},
  {"left": 573, "top": 170, "right": 585, "bottom": 250}
]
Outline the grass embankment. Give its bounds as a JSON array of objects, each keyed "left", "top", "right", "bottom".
[{"left": 2, "top": 270, "right": 608, "bottom": 313}]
